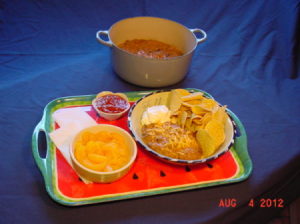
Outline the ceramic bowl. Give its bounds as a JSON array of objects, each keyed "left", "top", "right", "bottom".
[
  {"left": 128, "top": 90, "right": 236, "bottom": 165},
  {"left": 92, "top": 93, "right": 130, "bottom": 121},
  {"left": 96, "top": 16, "right": 207, "bottom": 87},
  {"left": 70, "top": 124, "right": 137, "bottom": 183}
]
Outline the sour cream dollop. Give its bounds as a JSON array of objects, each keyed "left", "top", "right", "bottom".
[{"left": 141, "top": 105, "right": 171, "bottom": 125}]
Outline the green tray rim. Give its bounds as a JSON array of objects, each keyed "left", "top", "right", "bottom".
[{"left": 32, "top": 88, "right": 253, "bottom": 206}]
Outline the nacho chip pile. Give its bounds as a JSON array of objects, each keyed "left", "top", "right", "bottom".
[{"left": 167, "top": 89, "right": 228, "bottom": 158}]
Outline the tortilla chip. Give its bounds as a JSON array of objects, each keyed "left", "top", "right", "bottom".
[
  {"left": 200, "top": 113, "right": 212, "bottom": 127},
  {"left": 192, "top": 117, "right": 202, "bottom": 125},
  {"left": 196, "top": 129, "right": 216, "bottom": 158},
  {"left": 187, "top": 100, "right": 203, "bottom": 105},
  {"left": 179, "top": 111, "right": 188, "bottom": 128},
  {"left": 212, "top": 106, "right": 228, "bottom": 124},
  {"left": 168, "top": 90, "right": 182, "bottom": 112},
  {"left": 170, "top": 116, "right": 178, "bottom": 124},
  {"left": 185, "top": 117, "right": 193, "bottom": 129},
  {"left": 174, "top": 89, "right": 191, "bottom": 96},
  {"left": 199, "top": 98, "right": 218, "bottom": 111},
  {"left": 205, "top": 120, "right": 225, "bottom": 149},
  {"left": 179, "top": 105, "right": 190, "bottom": 112},
  {"left": 191, "top": 105, "right": 207, "bottom": 115},
  {"left": 181, "top": 92, "right": 204, "bottom": 101}
]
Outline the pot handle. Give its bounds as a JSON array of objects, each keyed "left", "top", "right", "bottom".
[
  {"left": 190, "top": 28, "right": 207, "bottom": 44},
  {"left": 96, "top": 30, "right": 113, "bottom": 47}
]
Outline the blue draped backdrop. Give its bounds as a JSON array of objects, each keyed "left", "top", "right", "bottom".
[{"left": 0, "top": 0, "right": 299, "bottom": 223}]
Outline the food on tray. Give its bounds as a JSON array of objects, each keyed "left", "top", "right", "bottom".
[
  {"left": 141, "top": 89, "right": 229, "bottom": 159},
  {"left": 74, "top": 130, "right": 130, "bottom": 172},
  {"left": 141, "top": 105, "right": 171, "bottom": 125},
  {"left": 92, "top": 91, "right": 130, "bottom": 121},
  {"left": 118, "top": 39, "right": 183, "bottom": 59},
  {"left": 94, "top": 92, "right": 129, "bottom": 113},
  {"left": 142, "top": 122, "right": 202, "bottom": 160},
  {"left": 204, "top": 120, "right": 225, "bottom": 149}
]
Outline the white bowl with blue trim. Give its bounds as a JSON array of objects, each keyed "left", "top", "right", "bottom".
[{"left": 128, "top": 90, "right": 236, "bottom": 165}]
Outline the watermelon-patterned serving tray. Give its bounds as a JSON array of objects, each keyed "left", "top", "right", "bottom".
[{"left": 32, "top": 89, "right": 252, "bottom": 206}]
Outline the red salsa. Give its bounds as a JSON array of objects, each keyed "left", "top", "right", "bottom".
[{"left": 94, "top": 94, "right": 128, "bottom": 113}]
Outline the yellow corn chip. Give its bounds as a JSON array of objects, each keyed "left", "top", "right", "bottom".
[
  {"left": 187, "top": 100, "right": 202, "bottom": 105},
  {"left": 168, "top": 90, "right": 182, "bottom": 112},
  {"left": 199, "top": 98, "right": 218, "bottom": 111},
  {"left": 186, "top": 110, "right": 193, "bottom": 117},
  {"left": 170, "top": 116, "right": 178, "bottom": 124},
  {"left": 179, "top": 111, "right": 188, "bottom": 128},
  {"left": 174, "top": 89, "right": 191, "bottom": 96},
  {"left": 171, "top": 111, "right": 180, "bottom": 116},
  {"left": 205, "top": 120, "right": 225, "bottom": 149},
  {"left": 192, "top": 105, "right": 207, "bottom": 115},
  {"left": 196, "top": 129, "right": 216, "bottom": 158},
  {"left": 190, "top": 123, "right": 198, "bottom": 132},
  {"left": 192, "top": 117, "right": 202, "bottom": 125},
  {"left": 179, "top": 105, "right": 190, "bottom": 112},
  {"left": 200, "top": 113, "right": 212, "bottom": 127},
  {"left": 185, "top": 117, "right": 193, "bottom": 129},
  {"left": 181, "top": 92, "right": 204, "bottom": 101},
  {"left": 182, "top": 102, "right": 192, "bottom": 108},
  {"left": 190, "top": 113, "right": 203, "bottom": 123},
  {"left": 212, "top": 106, "right": 228, "bottom": 124}
]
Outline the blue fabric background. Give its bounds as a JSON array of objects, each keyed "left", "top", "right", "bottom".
[{"left": 0, "top": 0, "right": 299, "bottom": 223}]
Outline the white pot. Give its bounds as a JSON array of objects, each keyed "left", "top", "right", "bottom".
[{"left": 96, "top": 17, "right": 207, "bottom": 87}]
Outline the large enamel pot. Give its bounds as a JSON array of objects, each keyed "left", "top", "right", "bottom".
[{"left": 96, "top": 17, "right": 207, "bottom": 87}]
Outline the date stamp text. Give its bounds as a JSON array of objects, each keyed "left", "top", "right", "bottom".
[{"left": 218, "top": 198, "right": 284, "bottom": 208}]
